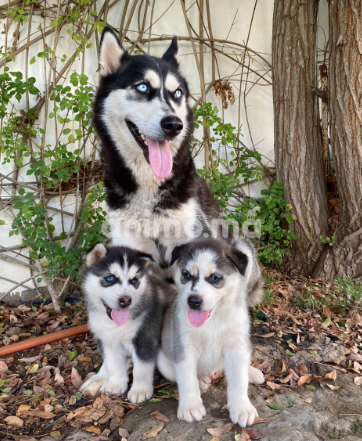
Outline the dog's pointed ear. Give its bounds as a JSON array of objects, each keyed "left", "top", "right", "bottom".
[
  {"left": 162, "top": 37, "right": 179, "bottom": 67},
  {"left": 170, "top": 244, "right": 185, "bottom": 266},
  {"left": 226, "top": 247, "right": 248, "bottom": 276},
  {"left": 86, "top": 243, "right": 107, "bottom": 267},
  {"left": 99, "top": 27, "right": 126, "bottom": 76}
]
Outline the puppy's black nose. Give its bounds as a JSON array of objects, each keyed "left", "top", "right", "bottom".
[
  {"left": 161, "top": 116, "right": 183, "bottom": 138},
  {"left": 119, "top": 296, "right": 131, "bottom": 308},
  {"left": 188, "top": 295, "right": 202, "bottom": 310}
]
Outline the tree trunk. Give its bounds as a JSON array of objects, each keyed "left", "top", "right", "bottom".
[
  {"left": 272, "top": 0, "right": 329, "bottom": 275},
  {"left": 313, "top": 0, "right": 362, "bottom": 280}
]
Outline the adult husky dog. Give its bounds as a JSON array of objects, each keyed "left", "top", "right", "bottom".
[
  {"left": 94, "top": 26, "right": 264, "bottom": 306},
  {"left": 158, "top": 238, "right": 259, "bottom": 426}
]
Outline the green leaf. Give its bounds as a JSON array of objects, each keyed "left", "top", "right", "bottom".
[
  {"left": 0, "top": 220, "right": 5, "bottom": 225},
  {"left": 266, "top": 402, "right": 284, "bottom": 411},
  {"left": 68, "top": 350, "right": 78, "bottom": 361},
  {"left": 18, "top": 188, "right": 25, "bottom": 195},
  {"left": 309, "top": 350, "right": 318, "bottom": 355},
  {"left": 305, "top": 385, "right": 315, "bottom": 390},
  {"left": 30, "top": 56, "right": 36, "bottom": 64},
  {"left": 285, "top": 349, "right": 294, "bottom": 357}
]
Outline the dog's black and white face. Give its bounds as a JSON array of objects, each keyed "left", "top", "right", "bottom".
[
  {"left": 96, "top": 27, "right": 193, "bottom": 180},
  {"left": 171, "top": 238, "right": 248, "bottom": 327},
  {"left": 83, "top": 244, "right": 153, "bottom": 326}
]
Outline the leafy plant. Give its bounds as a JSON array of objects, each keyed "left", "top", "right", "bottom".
[{"left": 195, "top": 103, "right": 296, "bottom": 265}]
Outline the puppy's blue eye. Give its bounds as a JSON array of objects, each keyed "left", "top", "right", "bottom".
[
  {"left": 130, "top": 277, "right": 138, "bottom": 285},
  {"left": 174, "top": 89, "right": 182, "bottom": 99},
  {"left": 210, "top": 275, "right": 220, "bottom": 283},
  {"left": 182, "top": 270, "right": 191, "bottom": 279},
  {"left": 137, "top": 83, "right": 148, "bottom": 93},
  {"left": 105, "top": 275, "right": 115, "bottom": 282}
]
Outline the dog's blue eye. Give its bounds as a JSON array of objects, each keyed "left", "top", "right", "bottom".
[
  {"left": 137, "top": 83, "right": 148, "bottom": 93},
  {"left": 105, "top": 275, "right": 115, "bottom": 282},
  {"left": 182, "top": 270, "right": 191, "bottom": 279},
  {"left": 210, "top": 275, "right": 220, "bottom": 283},
  {"left": 174, "top": 89, "right": 182, "bottom": 99},
  {"left": 130, "top": 277, "right": 138, "bottom": 285}
]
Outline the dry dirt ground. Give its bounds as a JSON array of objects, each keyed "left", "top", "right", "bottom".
[{"left": 1, "top": 277, "right": 362, "bottom": 441}]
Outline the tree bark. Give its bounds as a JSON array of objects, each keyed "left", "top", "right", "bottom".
[
  {"left": 313, "top": 0, "right": 362, "bottom": 280},
  {"left": 272, "top": 0, "right": 329, "bottom": 275}
]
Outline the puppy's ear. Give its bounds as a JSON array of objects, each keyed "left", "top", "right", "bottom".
[
  {"left": 136, "top": 252, "right": 154, "bottom": 269},
  {"left": 86, "top": 243, "right": 107, "bottom": 267},
  {"left": 162, "top": 37, "right": 179, "bottom": 67},
  {"left": 99, "top": 27, "right": 126, "bottom": 76},
  {"left": 227, "top": 247, "right": 248, "bottom": 276},
  {"left": 170, "top": 244, "right": 186, "bottom": 267}
]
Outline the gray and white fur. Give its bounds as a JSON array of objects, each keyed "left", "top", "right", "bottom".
[
  {"left": 80, "top": 243, "right": 175, "bottom": 403},
  {"left": 157, "top": 238, "right": 264, "bottom": 426}
]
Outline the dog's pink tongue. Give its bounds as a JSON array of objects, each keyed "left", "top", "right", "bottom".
[
  {"left": 188, "top": 310, "right": 209, "bottom": 327},
  {"left": 111, "top": 309, "right": 129, "bottom": 326},
  {"left": 146, "top": 138, "right": 172, "bottom": 179}
]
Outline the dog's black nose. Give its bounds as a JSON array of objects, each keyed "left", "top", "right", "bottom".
[
  {"left": 188, "top": 295, "right": 202, "bottom": 310},
  {"left": 161, "top": 116, "right": 183, "bottom": 138},
  {"left": 119, "top": 296, "right": 131, "bottom": 308}
]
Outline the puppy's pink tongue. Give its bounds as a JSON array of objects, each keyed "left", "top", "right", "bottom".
[
  {"left": 111, "top": 309, "right": 129, "bottom": 326},
  {"left": 188, "top": 310, "right": 209, "bottom": 327},
  {"left": 146, "top": 138, "right": 172, "bottom": 180}
]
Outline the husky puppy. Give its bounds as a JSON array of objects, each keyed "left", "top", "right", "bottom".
[
  {"left": 94, "top": 26, "right": 264, "bottom": 308},
  {"left": 80, "top": 243, "right": 175, "bottom": 403},
  {"left": 157, "top": 238, "right": 261, "bottom": 427}
]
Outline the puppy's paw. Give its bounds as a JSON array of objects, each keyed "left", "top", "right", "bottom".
[
  {"left": 198, "top": 375, "right": 212, "bottom": 394},
  {"left": 177, "top": 399, "right": 206, "bottom": 422},
  {"left": 127, "top": 383, "right": 153, "bottom": 404},
  {"left": 228, "top": 398, "right": 258, "bottom": 428},
  {"left": 99, "top": 378, "right": 128, "bottom": 396},
  {"left": 248, "top": 366, "right": 265, "bottom": 385},
  {"left": 80, "top": 374, "right": 107, "bottom": 397}
]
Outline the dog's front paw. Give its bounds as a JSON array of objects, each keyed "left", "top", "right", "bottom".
[
  {"left": 198, "top": 375, "right": 212, "bottom": 393},
  {"left": 80, "top": 374, "right": 128, "bottom": 397},
  {"left": 228, "top": 398, "right": 258, "bottom": 428},
  {"left": 248, "top": 366, "right": 265, "bottom": 385},
  {"left": 177, "top": 398, "right": 206, "bottom": 422},
  {"left": 100, "top": 378, "right": 128, "bottom": 396},
  {"left": 127, "top": 383, "right": 153, "bottom": 404},
  {"left": 80, "top": 374, "right": 107, "bottom": 397}
]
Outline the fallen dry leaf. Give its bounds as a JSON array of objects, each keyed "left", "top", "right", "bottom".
[
  {"left": 324, "top": 370, "right": 337, "bottom": 381},
  {"left": 239, "top": 431, "right": 251, "bottom": 441},
  {"left": 305, "top": 398, "right": 313, "bottom": 403},
  {"left": 266, "top": 381, "right": 281, "bottom": 390},
  {"left": 151, "top": 410, "right": 169, "bottom": 422},
  {"left": 207, "top": 422, "right": 234, "bottom": 436},
  {"left": 0, "top": 360, "right": 9, "bottom": 372},
  {"left": 245, "top": 429, "right": 263, "bottom": 439},
  {"left": 71, "top": 367, "right": 83, "bottom": 389},
  {"left": 354, "top": 376, "right": 362, "bottom": 386},
  {"left": 298, "top": 374, "right": 312, "bottom": 387},
  {"left": 17, "top": 404, "right": 31, "bottom": 415},
  {"left": 142, "top": 422, "right": 164, "bottom": 439},
  {"left": 250, "top": 417, "right": 267, "bottom": 425},
  {"left": 258, "top": 332, "right": 275, "bottom": 338},
  {"left": 279, "top": 360, "right": 286, "bottom": 374},
  {"left": 84, "top": 426, "right": 101, "bottom": 434},
  {"left": 21, "top": 410, "right": 56, "bottom": 419},
  {"left": 5, "top": 416, "right": 24, "bottom": 427},
  {"left": 326, "top": 384, "right": 340, "bottom": 390}
]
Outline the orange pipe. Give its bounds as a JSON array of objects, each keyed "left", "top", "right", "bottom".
[{"left": 0, "top": 324, "right": 90, "bottom": 357}]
